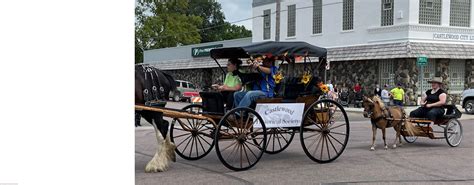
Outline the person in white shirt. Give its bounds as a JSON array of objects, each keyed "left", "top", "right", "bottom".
[
  {"left": 381, "top": 84, "right": 391, "bottom": 106},
  {"left": 326, "top": 80, "right": 334, "bottom": 92}
]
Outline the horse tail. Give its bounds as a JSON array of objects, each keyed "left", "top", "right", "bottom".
[{"left": 401, "top": 108, "right": 416, "bottom": 136}]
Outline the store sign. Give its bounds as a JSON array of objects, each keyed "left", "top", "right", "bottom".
[
  {"left": 433, "top": 33, "right": 474, "bottom": 42},
  {"left": 254, "top": 103, "right": 305, "bottom": 128},
  {"left": 191, "top": 44, "right": 223, "bottom": 57}
]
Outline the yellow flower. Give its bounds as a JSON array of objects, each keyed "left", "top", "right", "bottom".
[
  {"left": 301, "top": 71, "right": 312, "bottom": 84},
  {"left": 318, "top": 82, "right": 329, "bottom": 93},
  {"left": 274, "top": 72, "right": 284, "bottom": 84}
]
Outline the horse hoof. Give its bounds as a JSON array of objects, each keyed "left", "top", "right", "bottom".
[
  {"left": 392, "top": 144, "right": 397, "bottom": 149},
  {"left": 384, "top": 146, "right": 388, "bottom": 150},
  {"left": 370, "top": 147, "right": 375, "bottom": 151}
]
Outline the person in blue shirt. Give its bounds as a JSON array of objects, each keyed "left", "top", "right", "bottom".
[{"left": 233, "top": 57, "right": 278, "bottom": 109}]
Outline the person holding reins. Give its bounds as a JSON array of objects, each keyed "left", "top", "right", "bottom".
[{"left": 409, "top": 77, "right": 447, "bottom": 121}]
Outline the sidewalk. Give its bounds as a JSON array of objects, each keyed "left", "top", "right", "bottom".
[{"left": 344, "top": 105, "right": 474, "bottom": 121}]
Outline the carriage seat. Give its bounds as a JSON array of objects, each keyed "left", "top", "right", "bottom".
[
  {"left": 441, "top": 104, "right": 462, "bottom": 119},
  {"left": 199, "top": 92, "right": 225, "bottom": 115}
]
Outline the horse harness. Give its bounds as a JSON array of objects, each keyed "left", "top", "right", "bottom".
[
  {"left": 141, "top": 65, "right": 165, "bottom": 103},
  {"left": 371, "top": 106, "right": 406, "bottom": 128}
]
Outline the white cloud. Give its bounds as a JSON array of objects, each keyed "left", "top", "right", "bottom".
[{"left": 217, "top": 0, "right": 253, "bottom": 30}]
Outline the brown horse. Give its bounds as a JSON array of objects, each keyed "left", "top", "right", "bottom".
[
  {"left": 135, "top": 64, "right": 177, "bottom": 172},
  {"left": 362, "top": 96, "right": 416, "bottom": 150}
]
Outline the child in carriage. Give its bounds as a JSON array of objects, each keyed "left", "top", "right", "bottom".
[{"left": 212, "top": 58, "right": 243, "bottom": 110}]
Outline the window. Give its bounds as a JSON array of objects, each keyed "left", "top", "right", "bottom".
[
  {"left": 188, "top": 83, "right": 195, "bottom": 89},
  {"left": 419, "top": 0, "right": 442, "bottom": 25},
  {"left": 381, "top": 0, "right": 394, "bottom": 26},
  {"left": 182, "top": 82, "right": 188, "bottom": 88},
  {"left": 263, "top": 9, "right": 271, "bottom": 40},
  {"left": 313, "top": 0, "right": 322, "bottom": 34},
  {"left": 287, "top": 4, "right": 296, "bottom": 37},
  {"left": 343, "top": 0, "right": 354, "bottom": 30},
  {"left": 449, "top": 60, "right": 465, "bottom": 92},
  {"left": 450, "top": 0, "right": 471, "bottom": 27},
  {"left": 378, "top": 60, "right": 394, "bottom": 87},
  {"left": 421, "top": 60, "right": 436, "bottom": 93}
]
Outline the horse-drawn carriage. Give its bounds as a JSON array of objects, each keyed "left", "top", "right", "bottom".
[
  {"left": 136, "top": 41, "right": 350, "bottom": 171},
  {"left": 362, "top": 96, "right": 463, "bottom": 150},
  {"left": 401, "top": 105, "right": 463, "bottom": 147}
]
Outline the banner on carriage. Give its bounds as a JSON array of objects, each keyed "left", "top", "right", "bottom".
[{"left": 254, "top": 103, "right": 305, "bottom": 128}]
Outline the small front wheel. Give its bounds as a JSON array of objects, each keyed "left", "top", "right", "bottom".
[
  {"left": 262, "top": 127, "right": 295, "bottom": 154},
  {"left": 170, "top": 104, "right": 215, "bottom": 160},
  {"left": 403, "top": 135, "right": 418, "bottom": 143}
]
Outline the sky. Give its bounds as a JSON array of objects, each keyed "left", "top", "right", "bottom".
[{"left": 216, "top": 0, "right": 253, "bottom": 30}]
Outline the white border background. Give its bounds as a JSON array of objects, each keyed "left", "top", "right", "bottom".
[{"left": 0, "top": 0, "right": 134, "bottom": 184}]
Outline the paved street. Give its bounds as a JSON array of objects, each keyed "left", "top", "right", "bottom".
[{"left": 136, "top": 102, "right": 474, "bottom": 184}]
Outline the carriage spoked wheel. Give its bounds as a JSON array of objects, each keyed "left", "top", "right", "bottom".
[
  {"left": 445, "top": 119, "right": 463, "bottom": 147},
  {"left": 215, "top": 107, "right": 267, "bottom": 171},
  {"left": 259, "top": 127, "right": 295, "bottom": 154},
  {"left": 170, "top": 104, "right": 215, "bottom": 160},
  {"left": 300, "top": 99, "right": 349, "bottom": 163},
  {"left": 402, "top": 135, "right": 418, "bottom": 143}
]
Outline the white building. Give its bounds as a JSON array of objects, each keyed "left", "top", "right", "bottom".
[{"left": 252, "top": 0, "right": 474, "bottom": 103}]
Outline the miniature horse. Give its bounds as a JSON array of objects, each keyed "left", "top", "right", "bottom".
[
  {"left": 135, "top": 64, "right": 177, "bottom": 172},
  {"left": 362, "top": 96, "right": 416, "bottom": 150}
]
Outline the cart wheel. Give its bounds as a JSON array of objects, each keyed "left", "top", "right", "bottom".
[
  {"left": 445, "top": 119, "right": 463, "bottom": 147},
  {"left": 300, "top": 99, "right": 349, "bottom": 163},
  {"left": 215, "top": 107, "right": 267, "bottom": 171},
  {"left": 261, "top": 127, "right": 295, "bottom": 154},
  {"left": 402, "top": 135, "right": 418, "bottom": 143},
  {"left": 170, "top": 104, "right": 215, "bottom": 160}
]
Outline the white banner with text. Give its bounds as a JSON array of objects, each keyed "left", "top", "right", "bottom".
[{"left": 253, "top": 103, "right": 305, "bottom": 128}]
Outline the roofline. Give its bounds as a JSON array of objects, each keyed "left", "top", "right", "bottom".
[{"left": 252, "top": 0, "right": 276, "bottom": 7}]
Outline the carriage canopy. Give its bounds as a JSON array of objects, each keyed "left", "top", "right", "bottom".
[{"left": 210, "top": 41, "right": 327, "bottom": 59}]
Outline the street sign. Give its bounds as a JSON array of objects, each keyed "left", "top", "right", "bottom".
[{"left": 417, "top": 56, "right": 428, "bottom": 66}]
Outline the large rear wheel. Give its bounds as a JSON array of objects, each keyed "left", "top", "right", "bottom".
[
  {"left": 445, "top": 119, "right": 462, "bottom": 147},
  {"left": 170, "top": 104, "right": 215, "bottom": 160},
  {"left": 300, "top": 99, "right": 349, "bottom": 163},
  {"left": 215, "top": 107, "right": 267, "bottom": 171}
]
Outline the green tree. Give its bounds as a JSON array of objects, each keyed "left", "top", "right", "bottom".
[
  {"left": 135, "top": 0, "right": 252, "bottom": 64},
  {"left": 135, "top": 0, "right": 202, "bottom": 63},
  {"left": 186, "top": 0, "right": 252, "bottom": 43}
]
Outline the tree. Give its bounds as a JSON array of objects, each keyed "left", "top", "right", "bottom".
[
  {"left": 186, "top": 0, "right": 252, "bottom": 43},
  {"left": 135, "top": 0, "right": 202, "bottom": 63},
  {"left": 135, "top": 0, "right": 252, "bottom": 64}
]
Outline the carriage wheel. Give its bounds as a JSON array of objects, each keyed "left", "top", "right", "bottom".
[
  {"left": 402, "top": 135, "right": 418, "bottom": 143},
  {"left": 300, "top": 99, "right": 349, "bottom": 163},
  {"left": 261, "top": 127, "right": 295, "bottom": 154},
  {"left": 445, "top": 119, "right": 463, "bottom": 147},
  {"left": 170, "top": 104, "right": 215, "bottom": 160},
  {"left": 215, "top": 107, "right": 267, "bottom": 171}
]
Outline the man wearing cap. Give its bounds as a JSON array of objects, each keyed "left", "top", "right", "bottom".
[
  {"left": 390, "top": 83, "right": 405, "bottom": 106},
  {"left": 409, "top": 77, "right": 447, "bottom": 121}
]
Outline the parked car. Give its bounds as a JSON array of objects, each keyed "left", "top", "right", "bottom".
[
  {"left": 461, "top": 88, "right": 474, "bottom": 114},
  {"left": 169, "top": 80, "right": 200, "bottom": 102}
]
